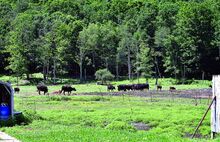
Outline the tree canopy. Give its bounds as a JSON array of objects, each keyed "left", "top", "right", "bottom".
[{"left": 0, "top": 0, "right": 220, "bottom": 82}]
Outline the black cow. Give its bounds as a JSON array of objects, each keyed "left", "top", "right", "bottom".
[
  {"left": 126, "top": 85, "right": 134, "bottom": 91},
  {"left": 209, "top": 85, "right": 212, "bottom": 88},
  {"left": 157, "top": 85, "right": 162, "bottom": 91},
  {"left": 60, "top": 85, "right": 76, "bottom": 95},
  {"left": 37, "top": 84, "right": 48, "bottom": 95},
  {"left": 169, "top": 87, "right": 176, "bottom": 91},
  {"left": 132, "top": 84, "right": 149, "bottom": 91},
  {"left": 117, "top": 85, "right": 133, "bottom": 91},
  {"left": 107, "top": 85, "right": 115, "bottom": 91},
  {"left": 14, "top": 87, "right": 20, "bottom": 93}
]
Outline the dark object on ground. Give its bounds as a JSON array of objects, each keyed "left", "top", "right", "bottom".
[
  {"left": 107, "top": 85, "right": 115, "bottom": 91},
  {"left": 117, "top": 85, "right": 126, "bottom": 91},
  {"left": 60, "top": 85, "right": 76, "bottom": 95},
  {"left": 209, "top": 85, "right": 212, "bottom": 88},
  {"left": 157, "top": 85, "right": 162, "bottom": 91},
  {"left": 118, "top": 84, "right": 149, "bottom": 91},
  {"left": 52, "top": 90, "right": 61, "bottom": 95},
  {"left": 132, "top": 84, "right": 149, "bottom": 91},
  {"left": 169, "top": 87, "right": 176, "bottom": 91},
  {"left": 117, "top": 85, "right": 132, "bottom": 91},
  {"left": 14, "top": 87, "right": 20, "bottom": 93},
  {"left": 37, "top": 84, "right": 48, "bottom": 95}
]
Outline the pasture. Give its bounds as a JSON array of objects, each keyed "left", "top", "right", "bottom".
[
  {"left": 0, "top": 75, "right": 217, "bottom": 141},
  {"left": 0, "top": 87, "right": 219, "bottom": 142},
  {"left": 1, "top": 93, "right": 218, "bottom": 142}
]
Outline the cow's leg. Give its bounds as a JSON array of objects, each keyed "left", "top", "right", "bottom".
[{"left": 38, "top": 91, "right": 41, "bottom": 95}]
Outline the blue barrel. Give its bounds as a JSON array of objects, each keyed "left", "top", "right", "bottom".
[{"left": 0, "top": 103, "right": 10, "bottom": 120}]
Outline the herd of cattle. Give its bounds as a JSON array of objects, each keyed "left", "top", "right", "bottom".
[
  {"left": 13, "top": 84, "right": 76, "bottom": 95},
  {"left": 13, "top": 83, "right": 178, "bottom": 95}
]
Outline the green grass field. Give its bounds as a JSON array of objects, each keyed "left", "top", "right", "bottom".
[
  {"left": 0, "top": 75, "right": 215, "bottom": 141},
  {"left": 1, "top": 94, "right": 219, "bottom": 142}
]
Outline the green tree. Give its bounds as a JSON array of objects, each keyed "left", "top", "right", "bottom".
[
  {"left": 138, "top": 42, "right": 154, "bottom": 82},
  {"left": 95, "top": 68, "right": 114, "bottom": 84},
  {"left": 7, "top": 10, "right": 40, "bottom": 79}
]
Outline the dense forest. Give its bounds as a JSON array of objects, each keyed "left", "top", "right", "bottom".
[{"left": 0, "top": 0, "right": 220, "bottom": 82}]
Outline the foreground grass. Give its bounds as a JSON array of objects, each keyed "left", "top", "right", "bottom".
[{"left": 1, "top": 94, "right": 219, "bottom": 142}]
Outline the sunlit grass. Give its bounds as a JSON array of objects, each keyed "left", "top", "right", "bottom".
[{"left": 1, "top": 94, "right": 218, "bottom": 142}]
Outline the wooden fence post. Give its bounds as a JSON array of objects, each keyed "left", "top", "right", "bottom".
[{"left": 211, "top": 75, "right": 220, "bottom": 138}]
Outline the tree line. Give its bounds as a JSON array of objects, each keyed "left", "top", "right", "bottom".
[{"left": 0, "top": 0, "right": 220, "bottom": 83}]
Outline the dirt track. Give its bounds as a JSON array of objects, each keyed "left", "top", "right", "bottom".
[{"left": 78, "top": 88, "right": 212, "bottom": 99}]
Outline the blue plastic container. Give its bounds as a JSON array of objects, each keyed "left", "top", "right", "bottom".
[{"left": 0, "top": 103, "right": 10, "bottom": 120}]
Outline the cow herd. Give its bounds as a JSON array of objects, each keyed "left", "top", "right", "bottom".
[
  {"left": 13, "top": 84, "right": 77, "bottom": 95},
  {"left": 107, "top": 84, "right": 170, "bottom": 92},
  {"left": 116, "top": 84, "right": 149, "bottom": 91},
  {"left": 36, "top": 84, "right": 76, "bottom": 95},
  {"left": 13, "top": 83, "right": 178, "bottom": 95}
]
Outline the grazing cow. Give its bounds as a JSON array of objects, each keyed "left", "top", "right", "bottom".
[
  {"left": 14, "top": 87, "right": 20, "bottom": 93},
  {"left": 169, "top": 87, "right": 176, "bottom": 91},
  {"left": 60, "top": 85, "right": 76, "bottom": 95},
  {"left": 126, "top": 85, "right": 134, "bottom": 91},
  {"left": 132, "top": 84, "right": 149, "bottom": 91},
  {"left": 118, "top": 85, "right": 127, "bottom": 91},
  {"left": 209, "top": 85, "right": 212, "bottom": 88},
  {"left": 37, "top": 84, "right": 48, "bottom": 95},
  {"left": 107, "top": 85, "right": 115, "bottom": 91},
  {"left": 157, "top": 85, "right": 162, "bottom": 91},
  {"left": 117, "top": 84, "right": 133, "bottom": 91}
]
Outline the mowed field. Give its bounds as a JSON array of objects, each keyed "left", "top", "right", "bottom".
[{"left": 0, "top": 76, "right": 218, "bottom": 141}]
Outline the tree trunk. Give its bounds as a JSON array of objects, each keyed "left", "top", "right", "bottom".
[
  {"left": 202, "top": 71, "right": 205, "bottom": 80},
  {"left": 26, "top": 73, "right": 30, "bottom": 80},
  {"left": 46, "top": 62, "right": 49, "bottom": 81},
  {"left": 116, "top": 55, "right": 119, "bottom": 81},
  {"left": 84, "top": 68, "right": 87, "bottom": 81},
  {"left": 127, "top": 47, "right": 131, "bottom": 80},
  {"left": 154, "top": 56, "right": 158, "bottom": 86},
  {"left": 53, "top": 58, "right": 56, "bottom": 84},
  {"left": 43, "top": 62, "right": 47, "bottom": 81},
  {"left": 80, "top": 55, "right": 83, "bottom": 83},
  {"left": 105, "top": 58, "right": 108, "bottom": 69},
  {"left": 155, "top": 57, "right": 161, "bottom": 78}
]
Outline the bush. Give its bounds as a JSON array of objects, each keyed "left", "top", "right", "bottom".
[{"left": 95, "top": 69, "right": 114, "bottom": 84}]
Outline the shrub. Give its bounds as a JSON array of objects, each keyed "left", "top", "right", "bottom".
[{"left": 95, "top": 69, "right": 114, "bottom": 84}]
